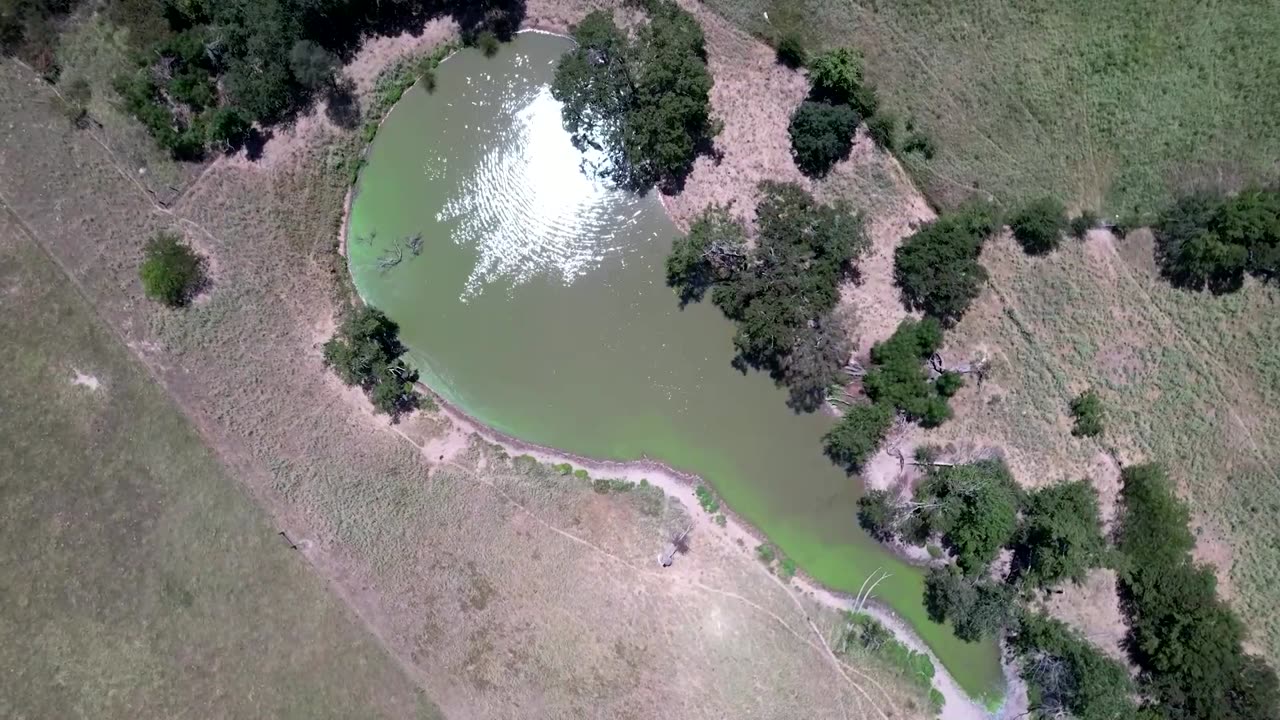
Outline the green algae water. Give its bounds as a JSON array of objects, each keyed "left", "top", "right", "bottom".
[{"left": 347, "top": 31, "right": 1002, "bottom": 701}]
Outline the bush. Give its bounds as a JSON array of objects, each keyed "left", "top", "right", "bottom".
[
  {"left": 1012, "top": 480, "right": 1105, "bottom": 588},
  {"left": 756, "top": 544, "right": 775, "bottom": 563},
  {"left": 475, "top": 30, "right": 500, "bottom": 57},
  {"left": 1009, "top": 196, "right": 1067, "bottom": 255},
  {"left": 893, "top": 202, "right": 1000, "bottom": 326},
  {"left": 694, "top": 484, "right": 720, "bottom": 513},
  {"left": 139, "top": 232, "right": 205, "bottom": 306},
  {"left": 1070, "top": 210, "right": 1098, "bottom": 239},
  {"left": 1069, "top": 390, "right": 1104, "bottom": 438},
  {"left": 1153, "top": 188, "right": 1280, "bottom": 293},
  {"left": 775, "top": 32, "right": 805, "bottom": 68},
  {"left": 935, "top": 371, "right": 964, "bottom": 397},
  {"left": 808, "top": 47, "right": 863, "bottom": 105},
  {"left": 865, "top": 111, "right": 897, "bottom": 150},
  {"left": 862, "top": 317, "right": 955, "bottom": 426},
  {"left": 205, "top": 106, "right": 252, "bottom": 152},
  {"left": 322, "top": 307, "right": 421, "bottom": 418},
  {"left": 824, "top": 402, "right": 894, "bottom": 471},
  {"left": 788, "top": 100, "right": 859, "bottom": 177}
]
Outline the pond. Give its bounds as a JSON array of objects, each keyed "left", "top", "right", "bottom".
[{"left": 346, "top": 31, "right": 1002, "bottom": 701}]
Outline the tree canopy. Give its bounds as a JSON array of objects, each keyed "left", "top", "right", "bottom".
[
  {"left": 1012, "top": 479, "right": 1105, "bottom": 588},
  {"left": 862, "top": 317, "right": 952, "bottom": 426},
  {"left": 1010, "top": 614, "right": 1137, "bottom": 720},
  {"left": 893, "top": 202, "right": 1000, "bottom": 326},
  {"left": 824, "top": 403, "right": 894, "bottom": 471},
  {"left": 1069, "top": 390, "right": 1105, "bottom": 438},
  {"left": 924, "top": 566, "right": 1015, "bottom": 641},
  {"left": 139, "top": 231, "right": 205, "bottom": 306},
  {"left": 323, "top": 306, "right": 422, "bottom": 418},
  {"left": 914, "top": 459, "right": 1023, "bottom": 574},
  {"left": 1009, "top": 196, "right": 1067, "bottom": 255},
  {"left": 668, "top": 182, "right": 868, "bottom": 411},
  {"left": 1154, "top": 188, "right": 1280, "bottom": 293},
  {"left": 788, "top": 100, "right": 859, "bottom": 177},
  {"left": 552, "top": 3, "right": 716, "bottom": 191}
]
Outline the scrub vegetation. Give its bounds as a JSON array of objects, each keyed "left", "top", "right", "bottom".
[
  {"left": 666, "top": 182, "right": 867, "bottom": 412},
  {"left": 552, "top": 1, "right": 716, "bottom": 191},
  {"left": 322, "top": 306, "right": 423, "bottom": 419},
  {"left": 1152, "top": 187, "right": 1280, "bottom": 294},
  {"left": 139, "top": 230, "right": 205, "bottom": 307}
]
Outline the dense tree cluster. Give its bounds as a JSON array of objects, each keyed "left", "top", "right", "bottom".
[
  {"left": 1010, "top": 614, "right": 1137, "bottom": 720},
  {"left": 323, "top": 306, "right": 422, "bottom": 418},
  {"left": 924, "top": 566, "right": 1015, "bottom": 641},
  {"left": 1115, "top": 464, "right": 1278, "bottom": 720},
  {"left": 1154, "top": 187, "right": 1280, "bottom": 293},
  {"left": 892, "top": 202, "right": 1000, "bottom": 326},
  {"left": 667, "top": 182, "right": 868, "bottom": 411},
  {"left": 1009, "top": 196, "right": 1067, "bottom": 255},
  {"left": 103, "top": 0, "right": 522, "bottom": 159},
  {"left": 1012, "top": 480, "right": 1105, "bottom": 588},
  {"left": 553, "top": 2, "right": 716, "bottom": 191},
  {"left": 139, "top": 231, "right": 205, "bottom": 306}
]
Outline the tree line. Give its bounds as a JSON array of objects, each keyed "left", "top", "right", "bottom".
[{"left": 859, "top": 457, "right": 1277, "bottom": 719}]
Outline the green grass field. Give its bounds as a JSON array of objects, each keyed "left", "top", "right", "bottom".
[
  {"left": 0, "top": 210, "right": 438, "bottom": 719},
  {"left": 702, "top": 0, "right": 1280, "bottom": 215}
]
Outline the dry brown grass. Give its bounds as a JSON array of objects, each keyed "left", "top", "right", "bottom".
[{"left": 0, "top": 24, "right": 935, "bottom": 717}]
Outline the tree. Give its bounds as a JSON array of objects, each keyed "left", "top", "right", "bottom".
[
  {"left": 779, "top": 312, "right": 852, "bottom": 412},
  {"left": 865, "top": 111, "right": 897, "bottom": 150},
  {"left": 205, "top": 106, "right": 252, "bottom": 151},
  {"left": 474, "top": 30, "right": 500, "bottom": 57},
  {"left": 915, "top": 460, "right": 1023, "bottom": 574},
  {"left": 1011, "top": 614, "right": 1137, "bottom": 720},
  {"left": 862, "top": 317, "right": 955, "bottom": 426},
  {"left": 775, "top": 32, "right": 805, "bottom": 68},
  {"left": 1115, "top": 463, "right": 1194, "bottom": 572},
  {"left": 665, "top": 204, "right": 746, "bottom": 305},
  {"left": 823, "top": 402, "right": 894, "bottom": 471},
  {"left": 552, "top": 3, "right": 716, "bottom": 191},
  {"left": 289, "top": 39, "right": 338, "bottom": 89},
  {"left": 923, "top": 566, "right": 1014, "bottom": 641},
  {"left": 788, "top": 100, "right": 859, "bottom": 177},
  {"left": 857, "top": 489, "right": 903, "bottom": 542},
  {"left": 1070, "top": 210, "right": 1098, "bottom": 239},
  {"left": 323, "top": 306, "right": 422, "bottom": 419},
  {"left": 1009, "top": 196, "right": 1067, "bottom": 255},
  {"left": 139, "top": 231, "right": 205, "bottom": 306},
  {"left": 1012, "top": 480, "right": 1105, "bottom": 588},
  {"left": 808, "top": 47, "right": 863, "bottom": 105},
  {"left": 1154, "top": 189, "right": 1280, "bottom": 293},
  {"left": 1069, "top": 390, "right": 1105, "bottom": 438},
  {"left": 893, "top": 202, "right": 1000, "bottom": 326}
]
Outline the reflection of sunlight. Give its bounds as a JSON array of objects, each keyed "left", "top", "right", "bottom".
[{"left": 437, "top": 85, "right": 645, "bottom": 300}]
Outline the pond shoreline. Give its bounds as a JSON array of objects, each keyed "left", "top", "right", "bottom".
[{"left": 335, "top": 26, "right": 1013, "bottom": 719}]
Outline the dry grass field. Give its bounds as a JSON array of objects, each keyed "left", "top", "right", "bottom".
[
  {"left": 0, "top": 24, "right": 935, "bottom": 717},
  {"left": 0, "top": 211, "right": 438, "bottom": 719},
  {"left": 699, "top": 0, "right": 1280, "bottom": 215}
]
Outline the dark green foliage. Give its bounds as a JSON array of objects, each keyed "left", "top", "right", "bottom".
[
  {"left": 553, "top": 3, "right": 716, "bottom": 191},
  {"left": 935, "top": 371, "right": 964, "bottom": 397},
  {"left": 862, "top": 317, "right": 953, "bottom": 426},
  {"left": 139, "top": 231, "right": 205, "bottom": 307},
  {"left": 0, "top": 0, "right": 81, "bottom": 76},
  {"left": 206, "top": 106, "right": 252, "bottom": 152},
  {"left": 1115, "top": 463, "right": 1280, "bottom": 720},
  {"left": 322, "top": 307, "right": 421, "bottom": 419},
  {"left": 670, "top": 183, "right": 867, "bottom": 411},
  {"left": 1070, "top": 210, "right": 1099, "bottom": 239},
  {"left": 775, "top": 31, "right": 805, "bottom": 68},
  {"left": 1012, "top": 480, "right": 1105, "bottom": 588},
  {"left": 788, "top": 100, "right": 859, "bottom": 177},
  {"left": 923, "top": 566, "right": 1014, "bottom": 641},
  {"left": 857, "top": 489, "right": 902, "bottom": 542},
  {"left": 865, "top": 111, "right": 897, "bottom": 150},
  {"left": 665, "top": 204, "right": 746, "bottom": 306},
  {"left": 915, "top": 460, "right": 1023, "bottom": 574},
  {"left": 1069, "top": 390, "right": 1105, "bottom": 438},
  {"left": 1009, "top": 196, "right": 1067, "bottom": 255},
  {"left": 893, "top": 202, "right": 1000, "bottom": 326},
  {"left": 288, "top": 39, "right": 337, "bottom": 89},
  {"left": 474, "top": 30, "right": 500, "bottom": 57},
  {"left": 1011, "top": 614, "right": 1137, "bottom": 720},
  {"left": 824, "top": 402, "right": 894, "bottom": 471},
  {"left": 807, "top": 47, "right": 863, "bottom": 105},
  {"left": 1154, "top": 188, "right": 1280, "bottom": 293},
  {"left": 901, "top": 129, "right": 936, "bottom": 159}
]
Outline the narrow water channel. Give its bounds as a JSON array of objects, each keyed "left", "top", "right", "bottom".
[{"left": 347, "top": 31, "right": 1002, "bottom": 701}]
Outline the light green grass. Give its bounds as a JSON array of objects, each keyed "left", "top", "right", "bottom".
[
  {"left": 0, "top": 213, "right": 437, "bottom": 720},
  {"left": 703, "top": 0, "right": 1280, "bottom": 215}
]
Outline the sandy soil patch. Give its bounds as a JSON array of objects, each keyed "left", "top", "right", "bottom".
[
  {"left": 1035, "top": 568, "right": 1129, "bottom": 665},
  {"left": 69, "top": 369, "right": 101, "bottom": 391}
]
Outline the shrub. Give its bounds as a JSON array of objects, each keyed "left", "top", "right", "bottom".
[
  {"left": 778, "top": 556, "right": 797, "bottom": 580},
  {"left": 205, "top": 106, "right": 252, "bottom": 152},
  {"left": 893, "top": 202, "right": 1000, "bottom": 326},
  {"left": 1012, "top": 480, "right": 1105, "bottom": 588},
  {"left": 475, "top": 30, "right": 500, "bottom": 57},
  {"left": 1009, "top": 196, "right": 1067, "bottom": 255},
  {"left": 788, "top": 100, "right": 859, "bottom": 177},
  {"left": 1010, "top": 614, "right": 1137, "bottom": 720},
  {"left": 694, "top": 484, "right": 720, "bottom": 513},
  {"left": 322, "top": 307, "right": 421, "bottom": 418},
  {"left": 1070, "top": 210, "right": 1098, "bottom": 239},
  {"left": 865, "top": 111, "right": 898, "bottom": 150},
  {"left": 1069, "top": 390, "right": 1104, "bottom": 438},
  {"left": 139, "top": 232, "right": 205, "bottom": 306},
  {"left": 862, "top": 317, "right": 954, "bottom": 426},
  {"left": 288, "top": 39, "right": 338, "bottom": 89},
  {"left": 935, "top": 371, "right": 964, "bottom": 397},
  {"left": 775, "top": 32, "right": 805, "bottom": 68},
  {"left": 756, "top": 544, "right": 775, "bottom": 563},
  {"left": 573, "top": 468, "right": 590, "bottom": 480},
  {"left": 824, "top": 402, "right": 894, "bottom": 471},
  {"left": 808, "top": 47, "right": 863, "bottom": 105},
  {"left": 900, "top": 127, "right": 936, "bottom": 159}
]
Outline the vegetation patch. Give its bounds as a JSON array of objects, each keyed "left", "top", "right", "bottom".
[
  {"left": 838, "top": 613, "right": 942, "bottom": 711},
  {"left": 323, "top": 306, "right": 422, "bottom": 418},
  {"left": 1068, "top": 390, "right": 1105, "bottom": 438},
  {"left": 892, "top": 201, "right": 1000, "bottom": 326},
  {"left": 1152, "top": 188, "right": 1280, "bottom": 294},
  {"left": 694, "top": 484, "right": 720, "bottom": 514},
  {"left": 139, "top": 231, "right": 205, "bottom": 307},
  {"left": 1008, "top": 197, "right": 1068, "bottom": 256}
]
